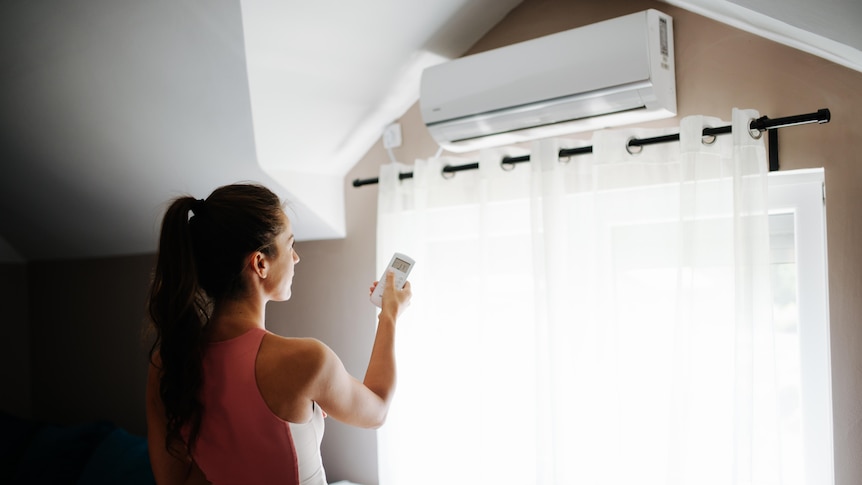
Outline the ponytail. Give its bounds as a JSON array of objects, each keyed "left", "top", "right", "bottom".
[{"left": 148, "top": 196, "right": 208, "bottom": 458}]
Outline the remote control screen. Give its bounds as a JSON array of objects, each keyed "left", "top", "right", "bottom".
[{"left": 392, "top": 258, "right": 411, "bottom": 272}]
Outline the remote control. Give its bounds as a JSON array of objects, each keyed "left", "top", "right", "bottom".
[{"left": 370, "top": 252, "right": 415, "bottom": 308}]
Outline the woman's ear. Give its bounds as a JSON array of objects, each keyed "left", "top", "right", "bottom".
[{"left": 250, "top": 251, "right": 269, "bottom": 279}]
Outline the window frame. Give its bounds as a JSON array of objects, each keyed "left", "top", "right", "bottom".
[{"left": 768, "top": 168, "right": 833, "bottom": 485}]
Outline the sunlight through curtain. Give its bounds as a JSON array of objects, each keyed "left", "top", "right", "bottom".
[{"left": 376, "top": 109, "right": 782, "bottom": 485}]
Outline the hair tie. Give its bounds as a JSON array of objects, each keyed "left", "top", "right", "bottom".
[{"left": 191, "top": 198, "right": 207, "bottom": 216}]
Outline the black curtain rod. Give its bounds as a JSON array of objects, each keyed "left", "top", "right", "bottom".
[{"left": 352, "top": 108, "right": 831, "bottom": 188}]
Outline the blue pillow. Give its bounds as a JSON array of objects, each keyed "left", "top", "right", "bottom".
[{"left": 76, "top": 428, "right": 155, "bottom": 485}]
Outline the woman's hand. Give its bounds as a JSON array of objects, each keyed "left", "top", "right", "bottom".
[{"left": 371, "top": 270, "right": 412, "bottom": 321}]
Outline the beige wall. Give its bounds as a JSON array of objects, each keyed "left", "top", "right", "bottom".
[
  {"left": 27, "top": 255, "right": 155, "bottom": 435},
  {"left": 7, "top": 1, "right": 861, "bottom": 485},
  {"left": 0, "top": 263, "right": 30, "bottom": 418}
]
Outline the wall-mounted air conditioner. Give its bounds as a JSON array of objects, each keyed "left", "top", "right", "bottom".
[{"left": 419, "top": 9, "right": 676, "bottom": 152}]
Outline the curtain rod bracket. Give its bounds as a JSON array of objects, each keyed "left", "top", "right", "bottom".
[{"left": 769, "top": 129, "right": 780, "bottom": 172}]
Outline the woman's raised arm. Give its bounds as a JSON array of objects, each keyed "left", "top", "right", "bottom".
[{"left": 310, "top": 270, "right": 411, "bottom": 428}]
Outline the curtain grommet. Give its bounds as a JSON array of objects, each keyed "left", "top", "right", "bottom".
[
  {"left": 748, "top": 118, "right": 764, "bottom": 140},
  {"left": 441, "top": 167, "right": 456, "bottom": 179},
  {"left": 626, "top": 137, "right": 643, "bottom": 155},
  {"left": 500, "top": 158, "right": 516, "bottom": 171},
  {"left": 702, "top": 133, "right": 717, "bottom": 145}
]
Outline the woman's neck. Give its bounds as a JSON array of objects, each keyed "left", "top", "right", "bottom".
[{"left": 207, "top": 296, "right": 267, "bottom": 341}]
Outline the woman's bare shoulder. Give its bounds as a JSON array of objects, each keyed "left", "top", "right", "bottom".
[
  {"left": 263, "top": 333, "right": 327, "bottom": 357},
  {"left": 256, "top": 334, "right": 334, "bottom": 421},
  {"left": 259, "top": 334, "right": 331, "bottom": 379}
]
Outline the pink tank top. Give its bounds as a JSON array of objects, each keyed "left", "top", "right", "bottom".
[{"left": 191, "top": 328, "right": 326, "bottom": 485}]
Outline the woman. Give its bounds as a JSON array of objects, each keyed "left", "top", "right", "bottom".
[{"left": 146, "top": 183, "right": 412, "bottom": 485}]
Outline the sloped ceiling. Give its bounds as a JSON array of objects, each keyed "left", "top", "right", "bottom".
[
  {"left": 0, "top": 0, "right": 859, "bottom": 262},
  {"left": 0, "top": 0, "right": 521, "bottom": 262}
]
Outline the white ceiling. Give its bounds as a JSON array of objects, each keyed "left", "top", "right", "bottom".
[
  {"left": 664, "top": 0, "right": 862, "bottom": 71},
  {"left": 1, "top": 0, "right": 859, "bottom": 262}
]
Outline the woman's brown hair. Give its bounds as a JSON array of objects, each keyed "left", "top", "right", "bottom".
[{"left": 148, "top": 183, "right": 286, "bottom": 458}]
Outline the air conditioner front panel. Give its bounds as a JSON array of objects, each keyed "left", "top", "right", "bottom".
[
  {"left": 420, "top": 11, "right": 654, "bottom": 125},
  {"left": 419, "top": 9, "right": 676, "bottom": 151}
]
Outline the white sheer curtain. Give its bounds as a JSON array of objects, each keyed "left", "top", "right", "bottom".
[{"left": 376, "top": 109, "right": 781, "bottom": 485}]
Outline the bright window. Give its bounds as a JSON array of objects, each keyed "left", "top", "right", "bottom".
[{"left": 376, "top": 162, "right": 832, "bottom": 485}]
